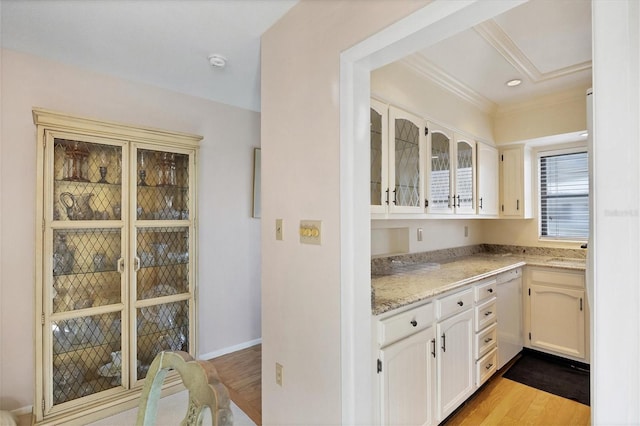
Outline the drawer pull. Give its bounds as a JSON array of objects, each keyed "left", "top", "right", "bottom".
[
  {"left": 457, "top": 301, "right": 464, "bottom": 307},
  {"left": 441, "top": 333, "right": 446, "bottom": 352},
  {"left": 431, "top": 338, "right": 436, "bottom": 358},
  {"left": 486, "top": 363, "right": 494, "bottom": 370},
  {"left": 484, "top": 337, "right": 493, "bottom": 343},
  {"left": 488, "top": 288, "right": 494, "bottom": 293},
  {"left": 410, "top": 320, "right": 417, "bottom": 327},
  {"left": 484, "top": 311, "right": 493, "bottom": 317}
]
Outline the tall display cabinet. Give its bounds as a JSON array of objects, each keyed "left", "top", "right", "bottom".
[{"left": 32, "top": 109, "right": 202, "bottom": 425}]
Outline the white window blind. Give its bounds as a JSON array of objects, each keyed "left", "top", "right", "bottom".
[{"left": 539, "top": 151, "right": 589, "bottom": 239}]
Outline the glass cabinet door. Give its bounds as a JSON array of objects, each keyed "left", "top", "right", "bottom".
[
  {"left": 428, "top": 127, "right": 453, "bottom": 213},
  {"left": 370, "top": 99, "right": 388, "bottom": 214},
  {"left": 455, "top": 139, "right": 476, "bottom": 214},
  {"left": 48, "top": 136, "right": 126, "bottom": 409},
  {"left": 389, "top": 107, "right": 424, "bottom": 213}
]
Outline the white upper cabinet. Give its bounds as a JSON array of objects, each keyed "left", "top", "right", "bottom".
[
  {"left": 500, "top": 145, "right": 533, "bottom": 218},
  {"left": 388, "top": 106, "right": 426, "bottom": 214},
  {"left": 476, "top": 143, "right": 499, "bottom": 216},
  {"left": 370, "top": 99, "right": 389, "bottom": 214},
  {"left": 426, "top": 123, "right": 476, "bottom": 215}
]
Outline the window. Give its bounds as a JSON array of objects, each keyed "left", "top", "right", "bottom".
[{"left": 539, "top": 150, "right": 589, "bottom": 239}]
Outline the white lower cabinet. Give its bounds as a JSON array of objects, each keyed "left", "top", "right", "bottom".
[
  {"left": 379, "top": 327, "right": 436, "bottom": 426},
  {"left": 435, "top": 308, "right": 474, "bottom": 422},
  {"left": 526, "top": 267, "right": 587, "bottom": 361}
]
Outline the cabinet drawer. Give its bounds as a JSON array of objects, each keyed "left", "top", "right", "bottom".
[
  {"left": 436, "top": 288, "right": 473, "bottom": 320},
  {"left": 474, "top": 297, "right": 497, "bottom": 332},
  {"left": 529, "top": 268, "right": 585, "bottom": 288},
  {"left": 475, "top": 322, "right": 497, "bottom": 360},
  {"left": 476, "top": 347, "right": 498, "bottom": 387},
  {"left": 474, "top": 278, "right": 497, "bottom": 303},
  {"left": 378, "top": 302, "right": 434, "bottom": 347}
]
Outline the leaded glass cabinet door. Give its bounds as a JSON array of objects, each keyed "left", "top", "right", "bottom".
[
  {"left": 132, "top": 146, "right": 195, "bottom": 386},
  {"left": 41, "top": 131, "right": 128, "bottom": 416},
  {"left": 427, "top": 123, "right": 454, "bottom": 214},
  {"left": 388, "top": 106, "right": 425, "bottom": 214},
  {"left": 370, "top": 99, "right": 389, "bottom": 214},
  {"left": 454, "top": 138, "right": 476, "bottom": 214}
]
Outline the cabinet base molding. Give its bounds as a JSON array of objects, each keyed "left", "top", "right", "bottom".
[{"left": 34, "top": 369, "right": 185, "bottom": 425}]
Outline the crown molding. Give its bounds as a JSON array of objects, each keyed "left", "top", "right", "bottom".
[
  {"left": 474, "top": 20, "right": 592, "bottom": 83},
  {"left": 401, "top": 54, "right": 497, "bottom": 114}
]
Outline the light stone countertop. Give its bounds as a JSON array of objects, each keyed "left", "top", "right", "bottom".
[{"left": 372, "top": 253, "right": 586, "bottom": 315}]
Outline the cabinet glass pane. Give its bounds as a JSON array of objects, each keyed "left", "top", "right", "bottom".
[
  {"left": 136, "top": 227, "right": 189, "bottom": 299},
  {"left": 53, "top": 139, "right": 122, "bottom": 221},
  {"left": 136, "top": 299, "right": 190, "bottom": 380},
  {"left": 51, "top": 312, "right": 122, "bottom": 405},
  {"left": 394, "top": 118, "right": 420, "bottom": 207},
  {"left": 137, "top": 149, "right": 190, "bottom": 220},
  {"left": 52, "top": 229, "right": 122, "bottom": 313},
  {"left": 430, "top": 132, "right": 451, "bottom": 209},
  {"left": 456, "top": 142, "right": 473, "bottom": 209},
  {"left": 370, "top": 108, "right": 383, "bottom": 206}
]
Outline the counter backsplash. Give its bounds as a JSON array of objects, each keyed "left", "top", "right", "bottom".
[{"left": 371, "top": 244, "right": 587, "bottom": 275}]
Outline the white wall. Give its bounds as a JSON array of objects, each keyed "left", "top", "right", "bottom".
[
  {"left": 260, "top": 1, "right": 428, "bottom": 424},
  {"left": 0, "top": 48, "right": 261, "bottom": 411}
]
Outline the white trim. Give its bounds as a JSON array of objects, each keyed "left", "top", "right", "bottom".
[
  {"left": 197, "top": 338, "right": 261, "bottom": 361},
  {"left": 339, "top": 1, "right": 526, "bottom": 424}
]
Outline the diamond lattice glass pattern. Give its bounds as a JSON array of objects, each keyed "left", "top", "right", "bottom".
[
  {"left": 136, "top": 300, "right": 189, "bottom": 380},
  {"left": 370, "top": 108, "right": 383, "bottom": 206},
  {"left": 51, "top": 312, "right": 122, "bottom": 405},
  {"left": 53, "top": 139, "right": 122, "bottom": 221},
  {"left": 52, "top": 229, "right": 122, "bottom": 313},
  {"left": 430, "top": 133, "right": 451, "bottom": 209},
  {"left": 394, "top": 118, "right": 420, "bottom": 207},
  {"left": 136, "top": 149, "right": 189, "bottom": 221},
  {"left": 136, "top": 227, "right": 189, "bottom": 300},
  {"left": 456, "top": 142, "right": 473, "bottom": 208}
]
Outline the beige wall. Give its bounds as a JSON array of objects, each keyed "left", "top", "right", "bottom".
[
  {"left": 0, "top": 48, "right": 262, "bottom": 411},
  {"left": 261, "top": 1, "right": 428, "bottom": 424}
]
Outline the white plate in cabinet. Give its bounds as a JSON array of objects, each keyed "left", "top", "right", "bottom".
[
  {"left": 476, "top": 347, "right": 498, "bottom": 387},
  {"left": 474, "top": 278, "right": 497, "bottom": 303},
  {"left": 378, "top": 302, "right": 434, "bottom": 347},
  {"left": 474, "top": 297, "right": 497, "bottom": 332},
  {"left": 437, "top": 289, "right": 473, "bottom": 320},
  {"left": 475, "top": 322, "right": 497, "bottom": 359}
]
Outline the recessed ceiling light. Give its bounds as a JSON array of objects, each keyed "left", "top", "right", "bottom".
[
  {"left": 506, "top": 79, "right": 522, "bottom": 87},
  {"left": 208, "top": 54, "right": 227, "bottom": 68}
]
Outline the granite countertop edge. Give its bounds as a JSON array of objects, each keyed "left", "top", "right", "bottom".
[{"left": 372, "top": 253, "right": 586, "bottom": 316}]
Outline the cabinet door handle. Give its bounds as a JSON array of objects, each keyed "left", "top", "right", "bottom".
[
  {"left": 580, "top": 298, "right": 583, "bottom": 311},
  {"left": 393, "top": 189, "right": 397, "bottom": 205},
  {"left": 484, "top": 337, "right": 493, "bottom": 343},
  {"left": 457, "top": 301, "right": 464, "bottom": 307},
  {"left": 456, "top": 194, "right": 460, "bottom": 208},
  {"left": 484, "top": 311, "right": 493, "bottom": 316},
  {"left": 486, "top": 363, "right": 494, "bottom": 370},
  {"left": 479, "top": 197, "right": 483, "bottom": 210},
  {"left": 488, "top": 288, "right": 494, "bottom": 293},
  {"left": 385, "top": 188, "right": 390, "bottom": 205},
  {"left": 410, "top": 320, "right": 417, "bottom": 327},
  {"left": 448, "top": 196, "right": 452, "bottom": 209},
  {"left": 431, "top": 338, "right": 436, "bottom": 358},
  {"left": 517, "top": 199, "right": 520, "bottom": 210},
  {"left": 117, "top": 258, "right": 125, "bottom": 274},
  {"left": 133, "top": 256, "right": 141, "bottom": 272},
  {"left": 441, "top": 333, "right": 446, "bottom": 352}
]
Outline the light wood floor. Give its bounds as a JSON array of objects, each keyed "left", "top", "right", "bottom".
[
  {"left": 208, "top": 344, "right": 262, "bottom": 426},
  {"left": 208, "top": 346, "right": 590, "bottom": 426}
]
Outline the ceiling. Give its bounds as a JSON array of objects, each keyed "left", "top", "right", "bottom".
[
  {"left": 0, "top": 0, "right": 298, "bottom": 112},
  {"left": 1, "top": 1, "right": 591, "bottom": 114},
  {"left": 401, "top": 0, "right": 592, "bottom": 113}
]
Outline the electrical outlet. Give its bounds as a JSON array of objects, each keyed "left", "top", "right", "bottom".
[
  {"left": 275, "top": 362, "right": 283, "bottom": 386},
  {"left": 417, "top": 228, "right": 423, "bottom": 241},
  {"left": 299, "top": 220, "right": 321, "bottom": 245},
  {"left": 464, "top": 226, "right": 469, "bottom": 237},
  {"left": 276, "top": 219, "right": 283, "bottom": 241}
]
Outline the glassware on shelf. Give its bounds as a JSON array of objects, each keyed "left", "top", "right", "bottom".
[
  {"left": 53, "top": 234, "right": 74, "bottom": 275},
  {"left": 63, "top": 141, "right": 90, "bottom": 182},
  {"left": 157, "top": 152, "right": 177, "bottom": 186},
  {"left": 98, "top": 151, "right": 109, "bottom": 184},
  {"left": 60, "top": 192, "right": 94, "bottom": 221},
  {"left": 138, "top": 151, "right": 148, "bottom": 186},
  {"left": 113, "top": 147, "right": 122, "bottom": 185}
]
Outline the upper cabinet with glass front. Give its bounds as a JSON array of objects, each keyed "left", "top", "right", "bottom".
[
  {"left": 33, "top": 109, "right": 201, "bottom": 425},
  {"left": 370, "top": 99, "right": 389, "bottom": 214},
  {"left": 426, "top": 123, "right": 476, "bottom": 215}
]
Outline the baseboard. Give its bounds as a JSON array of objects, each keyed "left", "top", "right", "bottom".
[{"left": 198, "top": 338, "right": 261, "bottom": 360}]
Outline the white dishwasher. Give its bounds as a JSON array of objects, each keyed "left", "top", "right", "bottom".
[{"left": 496, "top": 268, "right": 523, "bottom": 369}]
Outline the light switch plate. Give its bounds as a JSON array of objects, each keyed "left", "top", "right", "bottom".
[{"left": 300, "top": 220, "right": 321, "bottom": 245}]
